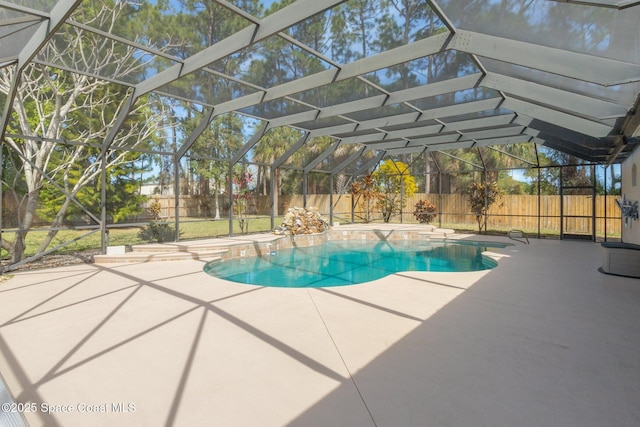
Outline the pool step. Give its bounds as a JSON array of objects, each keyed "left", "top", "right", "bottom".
[
  {"left": 94, "top": 243, "right": 228, "bottom": 264},
  {"left": 128, "top": 243, "right": 229, "bottom": 254},
  {"left": 419, "top": 228, "right": 455, "bottom": 238}
]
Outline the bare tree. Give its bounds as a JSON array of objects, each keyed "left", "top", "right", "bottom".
[{"left": 0, "top": 2, "right": 174, "bottom": 263}]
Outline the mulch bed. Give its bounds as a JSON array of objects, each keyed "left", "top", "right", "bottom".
[{"left": 1, "top": 250, "right": 99, "bottom": 273}]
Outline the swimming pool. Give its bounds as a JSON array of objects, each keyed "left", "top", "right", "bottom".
[{"left": 204, "top": 239, "right": 506, "bottom": 288}]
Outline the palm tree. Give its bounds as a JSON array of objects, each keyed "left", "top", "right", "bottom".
[{"left": 253, "top": 126, "right": 305, "bottom": 212}]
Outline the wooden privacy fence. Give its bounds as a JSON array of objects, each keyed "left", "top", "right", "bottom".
[{"left": 145, "top": 193, "right": 622, "bottom": 235}]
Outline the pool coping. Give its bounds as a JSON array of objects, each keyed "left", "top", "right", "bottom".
[{"left": 212, "top": 226, "right": 511, "bottom": 266}]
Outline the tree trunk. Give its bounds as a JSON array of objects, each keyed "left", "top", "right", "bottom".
[
  {"left": 37, "top": 196, "right": 74, "bottom": 254},
  {"left": 12, "top": 189, "right": 41, "bottom": 262},
  {"left": 213, "top": 182, "right": 221, "bottom": 220},
  {"left": 273, "top": 168, "right": 281, "bottom": 216}
]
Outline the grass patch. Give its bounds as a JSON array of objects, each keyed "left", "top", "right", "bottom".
[{"left": 1, "top": 216, "right": 278, "bottom": 259}]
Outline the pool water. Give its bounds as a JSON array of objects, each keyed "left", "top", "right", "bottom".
[{"left": 204, "top": 240, "right": 506, "bottom": 288}]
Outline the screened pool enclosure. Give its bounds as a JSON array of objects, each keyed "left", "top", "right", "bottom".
[{"left": 1, "top": 0, "right": 639, "bottom": 270}]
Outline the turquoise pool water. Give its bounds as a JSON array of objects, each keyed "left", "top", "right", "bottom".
[{"left": 204, "top": 239, "right": 506, "bottom": 288}]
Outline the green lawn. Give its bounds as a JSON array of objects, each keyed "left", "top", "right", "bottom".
[{"left": 1, "top": 217, "right": 276, "bottom": 259}]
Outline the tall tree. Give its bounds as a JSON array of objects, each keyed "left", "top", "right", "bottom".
[
  {"left": 174, "top": 0, "right": 261, "bottom": 218},
  {"left": 187, "top": 113, "right": 245, "bottom": 219},
  {"left": 372, "top": 159, "right": 418, "bottom": 222},
  {"left": 253, "top": 126, "right": 304, "bottom": 203}
]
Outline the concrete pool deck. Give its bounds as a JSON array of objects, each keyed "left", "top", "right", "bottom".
[{"left": 0, "top": 226, "right": 639, "bottom": 426}]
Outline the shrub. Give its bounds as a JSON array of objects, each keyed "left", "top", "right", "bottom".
[
  {"left": 413, "top": 199, "right": 437, "bottom": 223},
  {"left": 465, "top": 181, "right": 502, "bottom": 232},
  {"left": 137, "top": 198, "right": 177, "bottom": 243},
  {"left": 372, "top": 160, "right": 418, "bottom": 223},
  {"left": 350, "top": 174, "right": 383, "bottom": 223}
]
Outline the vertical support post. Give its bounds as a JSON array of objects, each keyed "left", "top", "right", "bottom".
[
  {"left": 537, "top": 167, "right": 541, "bottom": 239},
  {"left": 100, "top": 149, "right": 107, "bottom": 254},
  {"left": 351, "top": 177, "right": 356, "bottom": 224},
  {"left": 483, "top": 171, "right": 488, "bottom": 234},
  {"left": 604, "top": 165, "right": 608, "bottom": 242},
  {"left": 559, "top": 167, "right": 564, "bottom": 239},
  {"left": 270, "top": 166, "right": 276, "bottom": 231},
  {"left": 329, "top": 174, "right": 334, "bottom": 225},
  {"left": 591, "top": 164, "right": 596, "bottom": 242},
  {"left": 425, "top": 156, "right": 430, "bottom": 194},
  {"left": 303, "top": 171, "right": 308, "bottom": 208},
  {"left": 228, "top": 162, "right": 234, "bottom": 236},
  {"left": 400, "top": 178, "right": 404, "bottom": 223},
  {"left": 173, "top": 153, "right": 180, "bottom": 241},
  {"left": 438, "top": 171, "right": 442, "bottom": 228},
  {"left": 0, "top": 143, "right": 3, "bottom": 272}
]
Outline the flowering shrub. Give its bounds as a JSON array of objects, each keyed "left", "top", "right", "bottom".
[
  {"left": 465, "top": 181, "right": 502, "bottom": 232},
  {"left": 413, "top": 199, "right": 437, "bottom": 224},
  {"left": 233, "top": 171, "right": 253, "bottom": 234},
  {"left": 350, "top": 174, "right": 383, "bottom": 223}
]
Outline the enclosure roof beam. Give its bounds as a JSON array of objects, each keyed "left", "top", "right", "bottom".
[
  {"left": 316, "top": 95, "right": 389, "bottom": 120},
  {"left": 308, "top": 98, "right": 503, "bottom": 139},
  {"left": 481, "top": 72, "right": 629, "bottom": 120},
  {"left": 454, "top": 125, "right": 526, "bottom": 141},
  {"left": 353, "top": 150, "right": 385, "bottom": 176},
  {"left": 476, "top": 146, "right": 487, "bottom": 170},
  {"left": 450, "top": 30, "right": 640, "bottom": 86},
  {"left": 402, "top": 133, "right": 462, "bottom": 147},
  {"left": 176, "top": 108, "right": 217, "bottom": 159},
  {"left": 385, "top": 73, "right": 485, "bottom": 107},
  {"left": 428, "top": 141, "right": 476, "bottom": 151},
  {"left": 268, "top": 111, "right": 320, "bottom": 128},
  {"left": 535, "top": 131, "right": 611, "bottom": 155},
  {"left": 606, "top": 136, "right": 627, "bottom": 166},
  {"left": 379, "top": 124, "right": 444, "bottom": 141},
  {"left": 426, "top": 0, "right": 457, "bottom": 32},
  {"left": 502, "top": 97, "right": 613, "bottom": 137},
  {"left": 368, "top": 113, "right": 515, "bottom": 142},
  {"left": 468, "top": 135, "right": 533, "bottom": 148},
  {"left": 248, "top": 73, "right": 483, "bottom": 131},
  {"left": 338, "top": 133, "right": 390, "bottom": 145},
  {"left": 517, "top": 118, "right": 609, "bottom": 146},
  {"left": 134, "top": 0, "right": 347, "bottom": 98},
  {"left": 304, "top": 141, "right": 341, "bottom": 173},
  {"left": 0, "top": 0, "right": 83, "bottom": 141},
  {"left": 365, "top": 139, "right": 417, "bottom": 150},
  {"left": 542, "top": 135, "right": 610, "bottom": 160},
  {"left": 336, "top": 109, "right": 515, "bottom": 142},
  {"left": 342, "top": 119, "right": 529, "bottom": 152},
  {"left": 545, "top": 0, "right": 640, "bottom": 9},
  {"left": 272, "top": 132, "right": 310, "bottom": 169},
  {"left": 386, "top": 146, "right": 443, "bottom": 155},
  {"left": 428, "top": 151, "right": 441, "bottom": 173},
  {"left": 436, "top": 112, "right": 517, "bottom": 133},
  {"left": 230, "top": 123, "right": 270, "bottom": 165},
  {"left": 330, "top": 146, "right": 368, "bottom": 175},
  {"left": 434, "top": 150, "right": 484, "bottom": 170},
  {"left": 211, "top": 32, "right": 451, "bottom": 117},
  {"left": 101, "top": 90, "right": 137, "bottom": 151}
]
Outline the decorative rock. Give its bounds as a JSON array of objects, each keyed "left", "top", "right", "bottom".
[{"left": 273, "top": 207, "right": 331, "bottom": 235}]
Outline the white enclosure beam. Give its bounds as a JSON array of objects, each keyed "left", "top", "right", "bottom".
[{"left": 450, "top": 30, "right": 640, "bottom": 86}]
